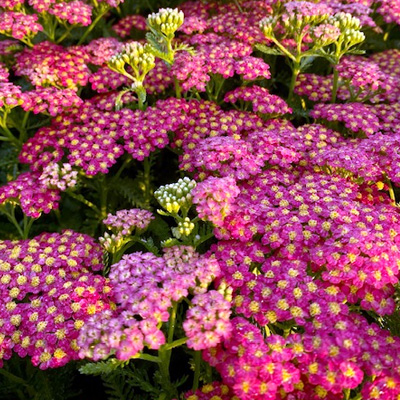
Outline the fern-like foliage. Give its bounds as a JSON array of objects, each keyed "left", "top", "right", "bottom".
[{"left": 79, "top": 359, "right": 128, "bottom": 376}]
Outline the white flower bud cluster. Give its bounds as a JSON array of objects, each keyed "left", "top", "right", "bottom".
[
  {"left": 98, "top": 232, "right": 123, "bottom": 253},
  {"left": 259, "top": 16, "right": 276, "bottom": 38},
  {"left": 177, "top": 217, "right": 195, "bottom": 236},
  {"left": 147, "top": 8, "right": 184, "bottom": 38},
  {"left": 155, "top": 177, "right": 196, "bottom": 214},
  {"left": 108, "top": 42, "right": 155, "bottom": 79}
]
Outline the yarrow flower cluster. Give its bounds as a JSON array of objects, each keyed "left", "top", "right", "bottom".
[
  {"left": 224, "top": 85, "right": 292, "bottom": 116},
  {"left": 78, "top": 247, "right": 220, "bottom": 361},
  {"left": 103, "top": 208, "right": 154, "bottom": 235},
  {"left": 183, "top": 290, "right": 232, "bottom": 350},
  {"left": 21, "top": 87, "right": 83, "bottom": 116},
  {"left": 39, "top": 163, "right": 78, "bottom": 191},
  {"left": 0, "top": 171, "right": 60, "bottom": 218},
  {"left": 192, "top": 177, "right": 240, "bottom": 227},
  {"left": 0, "top": 230, "right": 110, "bottom": 369}
]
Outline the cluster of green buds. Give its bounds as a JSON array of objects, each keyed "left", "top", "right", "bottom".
[
  {"left": 147, "top": 8, "right": 184, "bottom": 40},
  {"left": 281, "top": 12, "right": 330, "bottom": 33},
  {"left": 324, "top": 13, "right": 365, "bottom": 61},
  {"left": 108, "top": 42, "right": 155, "bottom": 105},
  {"left": 146, "top": 8, "right": 191, "bottom": 65},
  {"left": 259, "top": 16, "right": 276, "bottom": 39},
  {"left": 155, "top": 177, "right": 197, "bottom": 241},
  {"left": 172, "top": 217, "right": 195, "bottom": 239},
  {"left": 155, "top": 177, "right": 196, "bottom": 216},
  {"left": 98, "top": 232, "right": 124, "bottom": 254},
  {"left": 257, "top": 5, "right": 365, "bottom": 102}
]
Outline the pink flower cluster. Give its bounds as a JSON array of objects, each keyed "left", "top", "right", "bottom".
[
  {"left": 0, "top": 230, "right": 110, "bottom": 369},
  {"left": 310, "top": 103, "right": 381, "bottom": 136},
  {"left": 296, "top": 54, "right": 400, "bottom": 104},
  {"left": 78, "top": 247, "right": 220, "bottom": 361},
  {"left": 48, "top": 1, "right": 92, "bottom": 26},
  {"left": 0, "top": 81, "right": 24, "bottom": 109},
  {"left": 112, "top": 14, "right": 147, "bottom": 38},
  {"left": 39, "top": 162, "right": 78, "bottom": 191},
  {"left": 103, "top": 208, "right": 154, "bottom": 235},
  {"left": 0, "top": 171, "right": 60, "bottom": 218},
  {"left": 184, "top": 290, "right": 232, "bottom": 351},
  {"left": 224, "top": 85, "right": 292, "bottom": 116},
  {"left": 21, "top": 87, "right": 83, "bottom": 116},
  {"left": 14, "top": 42, "right": 90, "bottom": 90},
  {"left": 192, "top": 176, "right": 240, "bottom": 226},
  {"left": 203, "top": 314, "right": 400, "bottom": 399},
  {"left": 0, "top": 11, "right": 42, "bottom": 40}
]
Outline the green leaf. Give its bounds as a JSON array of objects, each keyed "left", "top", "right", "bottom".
[
  {"left": 147, "top": 215, "right": 170, "bottom": 242},
  {"left": 79, "top": 359, "right": 127, "bottom": 376},
  {"left": 345, "top": 49, "right": 366, "bottom": 55},
  {"left": 254, "top": 43, "right": 283, "bottom": 56}
]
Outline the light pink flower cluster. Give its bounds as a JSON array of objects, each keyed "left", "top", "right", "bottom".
[
  {"left": 103, "top": 208, "right": 154, "bottom": 235},
  {"left": 39, "top": 163, "right": 78, "bottom": 191},
  {"left": 21, "top": 87, "right": 83, "bottom": 116},
  {"left": 377, "top": 0, "right": 400, "bottom": 26},
  {"left": 182, "top": 136, "right": 264, "bottom": 180},
  {"left": 0, "top": 81, "right": 24, "bottom": 109},
  {"left": 192, "top": 176, "right": 240, "bottom": 226},
  {"left": 171, "top": 35, "right": 270, "bottom": 93},
  {"left": 0, "top": 11, "right": 42, "bottom": 41},
  {"left": 184, "top": 290, "right": 232, "bottom": 350},
  {"left": 0, "top": 230, "right": 110, "bottom": 369},
  {"left": 28, "top": 0, "right": 56, "bottom": 12},
  {"left": 78, "top": 247, "right": 220, "bottom": 361}
]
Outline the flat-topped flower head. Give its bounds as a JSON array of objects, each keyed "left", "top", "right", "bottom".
[{"left": 103, "top": 208, "right": 154, "bottom": 235}]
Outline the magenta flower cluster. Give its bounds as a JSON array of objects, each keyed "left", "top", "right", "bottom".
[{"left": 0, "top": 230, "right": 111, "bottom": 369}]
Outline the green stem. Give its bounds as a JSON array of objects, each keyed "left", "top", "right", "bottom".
[
  {"left": 67, "top": 191, "right": 101, "bottom": 215},
  {"left": 387, "top": 180, "right": 396, "bottom": 203},
  {"left": 331, "top": 67, "right": 339, "bottom": 103},
  {"left": 22, "top": 215, "right": 35, "bottom": 239},
  {"left": 232, "top": 0, "right": 243, "bottom": 12},
  {"left": 270, "top": 36, "right": 297, "bottom": 62},
  {"left": 0, "top": 368, "right": 35, "bottom": 392},
  {"left": 56, "top": 24, "right": 75, "bottom": 44},
  {"left": 288, "top": 61, "right": 300, "bottom": 103},
  {"left": 137, "top": 353, "right": 161, "bottom": 363},
  {"left": 163, "top": 337, "right": 187, "bottom": 351},
  {"left": 168, "top": 301, "right": 178, "bottom": 344},
  {"left": 3, "top": 205, "right": 24, "bottom": 239},
  {"left": 192, "top": 351, "right": 201, "bottom": 391},
  {"left": 174, "top": 76, "right": 182, "bottom": 99},
  {"left": 78, "top": 7, "right": 109, "bottom": 45},
  {"left": 99, "top": 178, "right": 108, "bottom": 220},
  {"left": 0, "top": 117, "right": 21, "bottom": 148},
  {"left": 206, "top": 363, "right": 213, "bottom": 383},
  {"left": 143, "top": 157, "right": 152, "bottom": 210}
]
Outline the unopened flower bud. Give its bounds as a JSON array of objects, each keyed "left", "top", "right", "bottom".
[{"left": 155, "top": 177, "right": 196, "bottom": 214}]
